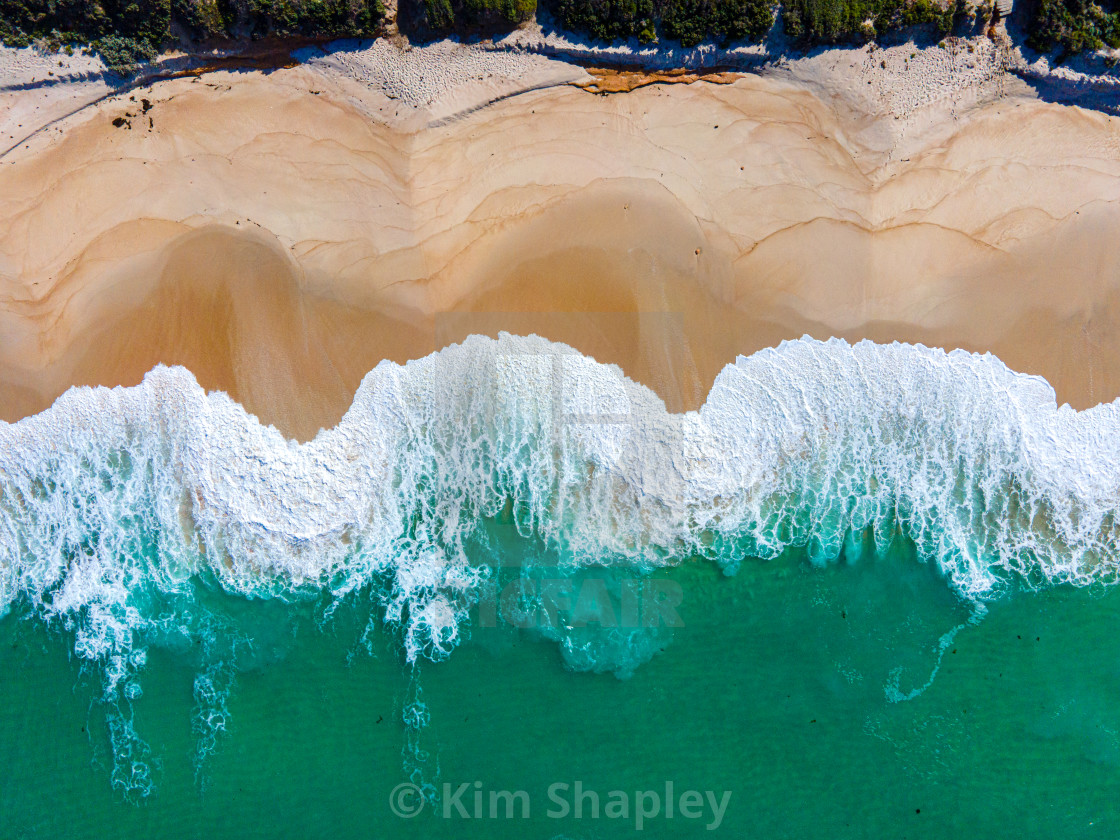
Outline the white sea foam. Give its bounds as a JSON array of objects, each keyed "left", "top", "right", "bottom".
[{"left": 2, "top": 333, "right": 1119, "bottom": 688}]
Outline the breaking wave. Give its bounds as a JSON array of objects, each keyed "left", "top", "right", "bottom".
[{"left": 2, "top": 333, "right": 1119, "bottom": 792}]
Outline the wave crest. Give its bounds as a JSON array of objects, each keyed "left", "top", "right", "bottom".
[{"left": 1, "top": 333, "right": 1117, "bottom": 788}]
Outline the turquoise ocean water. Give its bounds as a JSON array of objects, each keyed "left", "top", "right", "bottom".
[{"left": 3, "top": 334, "right": 1120, "bottom": 838}]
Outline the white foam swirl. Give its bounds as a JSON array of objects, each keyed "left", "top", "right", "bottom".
[{"left": 1, "top": 333, "right": 1117, "bottom": 678}]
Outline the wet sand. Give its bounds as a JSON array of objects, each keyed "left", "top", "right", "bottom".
[{"left": 1, "top": 61, "right": 1119, "bottom": 440}]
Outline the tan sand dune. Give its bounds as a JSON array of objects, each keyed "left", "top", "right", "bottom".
[{"left": 1, "top": 62, "right": 1119, "bottom": 440}]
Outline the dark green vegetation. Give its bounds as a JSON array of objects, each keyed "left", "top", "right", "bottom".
[
  {"left": 0, "top": 0, "right": 1115, "bottom": 68},
  {"left": 0, "top": 0, "right": 169, "bottom": 64},
  {"left": 1026, "top": 0, "right": 1120, "bottom": 52},
  {"left": 781, "top": 0, "right": 973, "bottom": 44},
  {"left": 547, "top": 0, "right": 773, "bottom": 46},
  {"left": 545, "top": 0, "right": 988, "bottom": 47},
  {"left": 0, "top": 0, "right": 383, "bottom": 70},
  {"left": 411, "top": 0, "right": 536, "bottom": 34}
]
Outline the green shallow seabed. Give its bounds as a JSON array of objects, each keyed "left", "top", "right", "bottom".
[{"left": 2, "top": 529, "right": 1119, "bottom": 839}]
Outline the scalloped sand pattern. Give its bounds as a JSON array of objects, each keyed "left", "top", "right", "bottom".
[{"left": 2, "top": 64, "right": 1120, "bottom": 445}]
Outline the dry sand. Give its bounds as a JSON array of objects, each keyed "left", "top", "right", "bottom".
[{"left": 2, "top": 41, "right": 1120, "bottom": 440}]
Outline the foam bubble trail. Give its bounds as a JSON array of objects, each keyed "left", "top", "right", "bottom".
[{"left": 1, "top": 333, "right": 1118, "bottom": 792}]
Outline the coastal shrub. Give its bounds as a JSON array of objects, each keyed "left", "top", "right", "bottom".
[
  {"left": 464, "top": 0, "right": 537, "bottom": 25},
  {"left": 548, "top": 0, "right": 655, "bottom": 40},
  {"left": 782, "top": 0, "right": 960, "bottom": 43},
  {"left": 172, "top": 0, "right": 236, "bottom": 38},
  {"left": 0, "top": 0, "right": 105, "bottom": 47},
  {"left": 94, "top": 34, "right": 159, "bottom": 71},
  {"left": 408, "top": 0, "right": 535, "bottom": 34},
  {"left": 547, "top": 0, "right": 771, "bottom": 44},
  {"left": 3, "top": 0, "right": 1118, "bottom": 55},
  {"left": 245, "top": 0, "right": 384, "bottom": 36},
  {"left": 659, "top": 0, "right": 708, "bottom": 42},
  {"left": 877, "top": 0, "right": 959, "bottom": 34},
  {"left": 0, "top": 0, "right": 383, "bottom": 51},
  {"left": 1027, "top": 0, "right": 1120, "bottom": 52},
  {"left": 0, "top": 0, "right": 171, "bottom": 50},
  {"left": 713, "top": 0, "right": 777, "bottom": 40},
  {"left": 781, "top": 0, "right": 875, "bottom": 41},
  {"left": 660, "top": 0, "right": 774, "bottom": 44}
]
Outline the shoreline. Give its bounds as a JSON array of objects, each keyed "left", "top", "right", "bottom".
[{"left": 1, "top": 34, "right": 1119, "bottom": 440}]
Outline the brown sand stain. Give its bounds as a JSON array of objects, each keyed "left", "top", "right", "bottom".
[{"left": 574, "top": 67, "right": 741, "bottom": 94}]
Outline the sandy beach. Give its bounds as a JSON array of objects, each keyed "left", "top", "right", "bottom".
[{"left": 1, "top": 37, "right": 1119, "bottom": 440}]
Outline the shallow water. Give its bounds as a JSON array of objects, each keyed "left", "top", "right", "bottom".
[{"left": 3, "top": 534, "right": 1119, "bottom": 838}]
